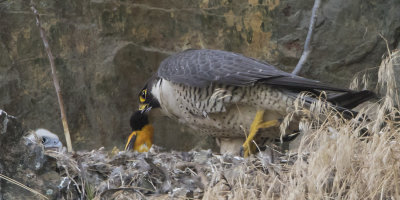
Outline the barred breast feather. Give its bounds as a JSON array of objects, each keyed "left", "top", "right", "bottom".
[{"left": 151, "top": 79, "right": 296, "bottom": 138}]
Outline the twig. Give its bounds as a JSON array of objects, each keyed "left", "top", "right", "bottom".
[
  {"left": 64, "top": 167, "right": 82, "bottom": 194},
  {"left": 30, "top": 1, "right": 73, "bottom": 152},
  {"left": 0, "top": 174, "right": 49, "bottom": 200},
  {"left": 176, "top": 162, "right": 209, "bottom": 187},
  {"left": 379, "top": 33, "right": 392, "bottom": 60},
  {"left": 291, "top": 0, "right": 321, "bottom": 75}
]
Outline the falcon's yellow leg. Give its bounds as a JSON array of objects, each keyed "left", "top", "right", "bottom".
[{"left": 242, "top": 110, "right": 281, "bottom": 157}]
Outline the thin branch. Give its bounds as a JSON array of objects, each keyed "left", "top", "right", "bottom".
[
  {"left": 292, "top": 0, "right": 321, "bottom": 75},
  {"left": 30, "top": 1, "right": 73, "bottom": 152}
]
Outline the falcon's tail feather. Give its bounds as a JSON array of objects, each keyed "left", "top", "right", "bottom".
[
  {"left": 287, "top": 89, "right": 376, "bottom": 120},
  {"left": 327, "top": 90, "right": 377, "bottom": 109}
]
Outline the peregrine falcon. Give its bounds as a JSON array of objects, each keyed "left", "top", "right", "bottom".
[
  {"left": 138, "top": 49, "right": 374, "bottom": 156},
  {"left": 125, "top": 110, "right": 154, "bottom": 152}
]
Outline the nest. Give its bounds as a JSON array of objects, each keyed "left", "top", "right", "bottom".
[{"left": 46, "top": 145, "right": 297, "bottom": 199}]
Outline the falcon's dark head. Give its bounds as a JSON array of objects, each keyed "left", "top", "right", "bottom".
[{"left": 138, "top": 76, "right": 161, "bottom": 112}]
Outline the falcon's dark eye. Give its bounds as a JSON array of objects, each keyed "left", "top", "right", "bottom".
[
  {"left": 139, "top": 89, "right": 147, "bottom": 103},
  {"left": 42, "top": 137, "right": 47, "bottom": 144}
]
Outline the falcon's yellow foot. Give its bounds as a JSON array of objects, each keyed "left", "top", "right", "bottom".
[{"left": 241, "top": 110, "right": 281, "bottom": 157}]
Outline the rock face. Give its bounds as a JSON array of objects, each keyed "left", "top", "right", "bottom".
[
  {"left": 0, "top": 110, "right": 60, "bottom": 200},
  {"left": 0, "top": 0, "right": 399, "bottom": 151}
]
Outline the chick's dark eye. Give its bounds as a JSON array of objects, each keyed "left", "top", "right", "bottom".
[{"left": 42, "top": 137, "right": 47, "bottom": 144}]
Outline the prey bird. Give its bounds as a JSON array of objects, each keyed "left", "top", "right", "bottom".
[
  {"left": 138, "top": 49, "right": 375, "bottom": 156},
  {"left": 125, "top": 110, "right": 154, "bottom": 152}
]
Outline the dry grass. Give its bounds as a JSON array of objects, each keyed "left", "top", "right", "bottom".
[
  {"left": 0, "top": 173, "right": 48, "bottom": 200},
  {"left": 46, "top": 50, "right": 400, "bottom": 199}
]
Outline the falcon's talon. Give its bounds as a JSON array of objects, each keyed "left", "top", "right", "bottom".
[
  {"left": 256, "top": 119, "right": 280, "bottom": 129},
  {"left": 242, "top": 110, "right": 282, "bottom": 157}
]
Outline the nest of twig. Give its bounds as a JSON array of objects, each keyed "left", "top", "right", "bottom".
[{"left": 46, "top": 145, "right": 299, "bottom": 199}]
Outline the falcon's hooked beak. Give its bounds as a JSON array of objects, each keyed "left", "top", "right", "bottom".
[
  {"left": 139, "top": 103, "right": 152, "bottom": 114},
  {"left": 138, "top": 86, "right": 160, "bottom": 113}
]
